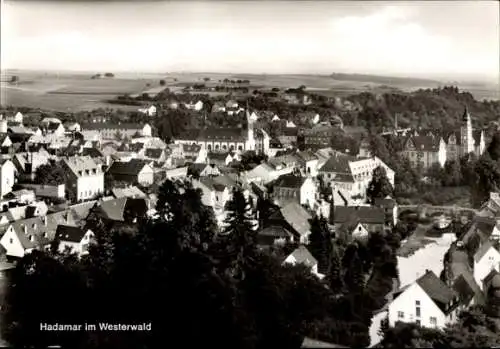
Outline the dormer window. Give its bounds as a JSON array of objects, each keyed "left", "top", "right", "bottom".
[{"left": 29, "top": 235, "right": 34, "bottom": 242}]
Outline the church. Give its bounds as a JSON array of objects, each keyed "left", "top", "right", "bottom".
[
  {"left": 174, "top": 110, "right": 270, "bottom": 155},
  {"left": 394, "top": 107, "right": 486, "bottom": 169}
]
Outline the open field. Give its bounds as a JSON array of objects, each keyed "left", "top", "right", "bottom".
[{"left": 1, "top": 70, "right": 498, "bottom": 111}]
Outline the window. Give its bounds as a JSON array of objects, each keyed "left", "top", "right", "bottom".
[
  {"left": 416, "top": 306, "right": 421, "bottom": 317},
  {"left": 430, "top": 317, "right": 437, "bottom": 326},
  {"left": 397, "top": 311, "right": 404, "bottom": 319},
  {"left": 9, "top": 238, "right": 12, "bottom": 244},
  {"left": 416, "top": 300, "right": 420, "bottom": 305}
]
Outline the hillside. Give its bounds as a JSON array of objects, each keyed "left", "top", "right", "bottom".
[
  {"left": 346, "top": 86, "right": 500, "bottom": 131},
  {"left": 330, "top": 73, "right": 439, "bottom": 86}
]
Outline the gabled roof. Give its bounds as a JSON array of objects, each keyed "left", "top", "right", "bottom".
[
  {"left": 404, "top": 135, "right": 441, "bottom": 152},
  {"left": 319, "top": 153, "right": 353, "bottom": 173},
  {"left": 145, "top": 148, "right": 164, "bottom": 159},
  {"left": 81, "top": 122, "right": 145, "bottom": 130},
  {"left": 286, "top": 245, "right": 317, "bottom": 268},
  {"left": 333, "top": 206, "right": 385, "bottom": 225},
  {"left": 474, "top": 241, "right": 498, "bottom": 263},
  {"left": 269, "top": 202, "right": 312, "bottom": 237},
  {"left": 108, "top": 159, "right": 151, "bottom": 176},
  {"left": 452, "top": 274, "right": 474, "bottom": 304},
  {"left": 63, "top": 156, "right": 102, "bottom": 177},
  {"left": 274, "top": 174, "right": 306, "bottom": 189},
  {"left": 258, "top": 225, "right": 293, "bottom": 238},
  {"left": 416, "top": 270, "right": 456, "bottom": 306},
  {"left": 55, "top": 225, "right": 87, "bottom": 243},
  {"left": 296, "top": 150, "right": 318, "bottom": 162},
  {"left": 97, "top": 198, "right": 128, "bottom": 222}
]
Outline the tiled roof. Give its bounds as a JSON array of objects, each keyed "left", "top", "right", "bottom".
[
  {"left": 474, "top": 241, "right": 497, "bottom": 263},
  {"left": 449, "top": 261, "right": 485, "bottom": 305},
  {"left": 145, "top": 148, "right": 163, "bottom": 159},
  {"left": 63, "top": 156, "right": 102, "bottom": 178},
  {"left": 82, "top": 147, "right": 104, "bottom": 158},
  {"left": 274, "top": 174, "right": 306, "bottom": 189},
  {"left": 81, "top": 122, "right": 145, "bottom": 130},
  {"left": 108, "top": 159, "right": 150, "bottom": 176},
  {"left": 416, "top": 270, "right": 456, "bottom": 306},
  {"left": 452, "top": 274, "right": 474, "bottom": 304},
  {"left": 287, "top": 245, "right": 317, "bottom": 268},
  {"left": 98, "top": 198, "right": 128, "bottom": 221},
  {"left": 318, "top": 153, "right": 353, "bottom": 173},
  {"left": 270, "top": 202, "right": 312, "bottom": 237},
  {"left": 182, "top": 143, "right": 201, "bottom": 153},
  {"left": 55, "top": 225, "right": 86, "bottom": 243},
  {"left": 111, "top": 186, "right": 147, "bottom": 199},
  {"left": 405, "top": 135, "right": 440, "bottom": 152},
  {"left": 258, "top": 225, "right": 293, "bottom": 238},
  {"left": 333, "top": 206, "right": 385, "bottom": 225},
  {"left": 296, "top": 150, "right": 318, "bottom": 162}
]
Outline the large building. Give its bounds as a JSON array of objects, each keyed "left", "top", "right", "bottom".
[
  {"left": 174, "top": 111, "right": 270, "bottom": 155},
  {"left": 61, "top": 156, "right": 104, "bottom": 202},
  {"left": 318, "top": 152, "right": 395, "bottom": 199},
  {"left": 400, "top": 135, "right": 447, "bottom": 169},
  {"left": 80, "top": 123, "right": 152, "bottom": 140}
]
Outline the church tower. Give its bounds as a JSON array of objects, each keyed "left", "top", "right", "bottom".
[
  {"left": 245, "top": 101, "right": 256, "bottom": 151},
  {"left": 460, "top": 106, "right": 474, "bottom": 156}
]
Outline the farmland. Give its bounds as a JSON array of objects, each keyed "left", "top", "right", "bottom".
[{"left": 1, "top": 70, "right": 498, "bottom": 112}]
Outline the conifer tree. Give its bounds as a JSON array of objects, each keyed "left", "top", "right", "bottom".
[
  {"left": 308, "top": 214, "right": 331, "bottom": 274},
  {"left": 217, "top": 187, "right": 259, "bottom": 279},
  {"left": 328, "top": 243, "right": 343, "bottom": 294},
  {"left": 343, "top": 249, "right": 365, "bottom": 294}
]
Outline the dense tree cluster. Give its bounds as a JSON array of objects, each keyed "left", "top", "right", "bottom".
[
  {"left": 2, "top": 180, "right": 402, "bottom": 348},
  {"left": 34, "top": 162, "right": 67, "bottom": 186}
]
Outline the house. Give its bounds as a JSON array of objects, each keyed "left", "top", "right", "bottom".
[
  {"left": 45, "top": 122, "right": 65, "bottom": 137},
  {"left": 332, "top": 206, "right": 386, "bottom": 234},
  {"left": 211, "top": 102, "right": 226, "bottom": 113},
  {"left": 143, "top": 148, "right": 167, "bottom": 163},
  {"left": 61, "top": 156, "right": 104, "bottom": 202},
  {"left": 318, "top": 153, "right": 395, "bottom": 199},
  {"left": 55, "top": 225, "right": 94, "bottom": 256},
  {"left": 80, "top": 123, "right": 152, "bottom": 139},
  {"left": 303, "top": 125, "right": 338, "bottom": 149},
  {"left": 225, "top": 100, "right": 238, "bottom": 109},
  {"left": 373, "top": 197, "right": 398, "bottom": 227},
  {"left": 184, "top": 100, "right": 204, "bottom": 111},
  {"left": 164, "top": 166, "right": 188, "bottom": 180},
  {"left": 192, "top": 177, "right": 233, "bottom": 224},
  {"left": 267, "top": 202, "right": 312, "bottom": 244},
  {"left": 400, "top": 135, "right": 447, "bottom": 169},
  {"left": 108, "top": 159, "right": 155, "bottom": 186},
  {"left": 286, "top": 120, "right": 296, "bottom": 128},
  {"left": 188, "top": 163, "right": 221, "bottom": 177},
  {"left": 296, "top": 150, "right": 320, "bottom": 176},
  {"left": 473, "top": 242, "right": 500, "bottom": 290},
  {"left": 273, "top": 175, "right": 317, "bottom": 210},
  {"left": 0, "top": 160, "right": 16, "bottom": 198},
  {"left": 0, "top": 134, "right": 12, "bottom": 153},
  {"left": 278, "top": 127, "right": 299, "bottom": 148},
  {"left": 207, "top": 152, "right": 233, "bottom": 167},
  {"left": 283, "top": 245, "right": 320, "bottom": 277},
  {"left": 388, "top": 270, "right": 460, "bottom": 329},
  {"left": 63, "top": 122, "right": 81, "bottom": 133},
  {"left": 138, "top": 105, "right": 157, "bottom": 117}
]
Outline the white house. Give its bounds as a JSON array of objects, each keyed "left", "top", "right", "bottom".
[
  {"left": 55, "top": 225, "right": 94, "bottom": 256},
  {"left": 388, "top": 270, "right": 460, "bottom": 330},
  {"left": 273, "top": 175, "right": 317, "bottom": 210},
  {"left": 138, "top": 105, "right": 157, "bottom": 117},
  {"left": 473, "top": 242, "right": 500, "bottom": 290},
  {"left": 318, "top": 153, "right": 394, "bottom": 199},
  {"left": 61, "top": 156, "right": 105, "bottom": 202},
  {"left": 185, "top": 100, "right": 203, "bottom": 111},
  {"left": 283, "top": 245, "right": 322, "bottom": 278},
  {"left": 0, "top": 159, "right": 16, "bottom": 198},
  {"left": 296, "top": 150, "right": 320, "bottom": 177}
]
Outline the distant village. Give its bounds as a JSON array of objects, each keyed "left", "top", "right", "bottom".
[{"left": 0, "top": 84, "right": 498, "bottom": 347}]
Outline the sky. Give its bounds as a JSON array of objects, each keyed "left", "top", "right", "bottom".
[{"left": 1, "top": 0, "right": 499, "bottom": 83}]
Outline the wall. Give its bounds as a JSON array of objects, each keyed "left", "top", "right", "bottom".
[
  {"left": 388, "top": 283, "right": 447, "bottom": 329},
  {"left": 76, "top": 174, "right": 104, "bottom": 201},
  {"left": 21, "top": 184, "right": 65, "bottom": 198}
]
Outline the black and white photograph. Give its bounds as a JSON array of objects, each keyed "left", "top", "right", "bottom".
[{"left": 0, "top": 0, "right": 499, "bottom": 347}]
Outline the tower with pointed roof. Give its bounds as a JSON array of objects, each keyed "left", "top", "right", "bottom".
[
  {"left": 245, "top": 100, "right": 256, "bottom": 151},
  {"left": 460, "top": 106, "right": 474, "bottom": 156}
]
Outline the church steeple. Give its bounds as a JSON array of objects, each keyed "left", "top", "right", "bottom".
[{"left": 460, "top": 105, "right": 474, "bottom": 155}]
